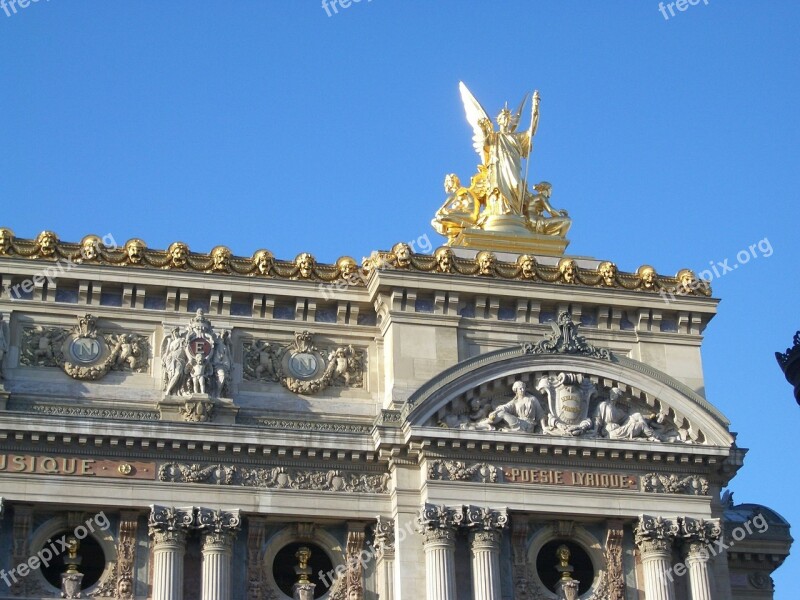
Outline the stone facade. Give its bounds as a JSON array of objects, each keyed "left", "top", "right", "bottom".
[{"left": 0, "top": 231, "right": 791, "bottom": 599}]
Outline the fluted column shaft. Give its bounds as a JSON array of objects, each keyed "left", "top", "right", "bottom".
[
  {"left": 469, "top": 529, "right": 502, "bottom": 600},
  {"left": 201, "top": 531, "right": 234, "bottom": 600},
  {"left": 640, "top": 542, "right": 676, "bottom": 600},
  {"left": 422, "top": 528, "right": 457, "bottom": 600},
  {"left": 686, "top": 542, "right": 712, "bottom": 600},
  {"left": 151, "top": 530, "right": 188, "bottom": 600}
]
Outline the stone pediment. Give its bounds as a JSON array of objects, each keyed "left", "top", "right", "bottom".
[{"left": 402, "top": 324, "right": 732, "bottom": 447}]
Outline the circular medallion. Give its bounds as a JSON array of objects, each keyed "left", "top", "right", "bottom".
[
  {"left": 188, "top": 337, "right": 213, "bottom": 357},
  {"left": 288, "top": 352, "right": 319, "bottom": 379},
  {"left": 69, "top": 337, "right": 102, "bottom": 364}
]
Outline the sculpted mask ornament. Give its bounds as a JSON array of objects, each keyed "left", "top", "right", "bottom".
[
  {"left": 637, "top": 265, "right": 658, "bottom": 290},
  {"left": 558, "top": 258, "right": 578, "bottom": 284},
  {"left": 598, "top": 261, "right": 617, "bottom": 286},
  {"left": 125, "top": 239, "right": 146, "bottom": 264},
  {"left": 210, "top": 246, "right": 232, "bottom": 272},
  {"left": 167, "top": 242, "right": 189, "bottom": 268},
  {"left": 435, "top": 247, "right": 454, "bottom": 273},
  {"left": 0, "top": 227, "right": 13, "bottom": 255},
  {"left": 476, "top": 251, "right": 496, "bottom": 276},
  {"left": 391, "top": 242, "right": 412, "bottom": 268},
  {"left": 36, "top": 230, "right": 58, "bottom": 257},
  {"left": 517, "top": 254, "right": 536, "bottom": 279},
  {"left": 79, "top": 235, "right": 101, "bottom": 261},
  {"left": 252, "top": 249, "right": 274, "bottom": 276},
  {"left": 336, "top": 256, "right": 359, "bottom": 280},
  {"left": 295, "top": 253, "right": 316, "bottom": 279},
  {"left": 677, "top": 269, "right": 701, "bottom": 295}
]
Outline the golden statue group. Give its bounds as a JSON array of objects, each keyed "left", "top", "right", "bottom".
[{"left": 432, "top": 82, "right": 571, "bottom": 254}]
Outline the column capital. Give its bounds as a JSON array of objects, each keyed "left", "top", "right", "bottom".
[
  {"left": 197, "top": 508, "right": 241, "bottom": 534},
  {"left": 148, "top": 505, "right": 194, "bottom": 544},
  {"left": 464, "top": 506, "right": 508, "bottom": 532},
  {"left": 680, "top": 517, "right": 721, "bottom": 555},
  {"left": 468, "top": 528, "right": 503, "bottom": 551},
  {"left": 635, "top": 514, "right": 680, "bottom": 556},
  {"left": 418, "top": 503, "right": 463, "bottom": 532}
]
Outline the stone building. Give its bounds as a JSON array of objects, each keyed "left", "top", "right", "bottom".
[{"left": 0, "top": 84, "right": 792, "bottom": 600}]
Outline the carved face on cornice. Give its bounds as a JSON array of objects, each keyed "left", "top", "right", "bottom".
[
  {"left": 677, "top": 269, "right": 697, "bottom": 295},
  {"left": 337, "top": 256, "right": 359, "bottom": 280},
  {"left": 392, "top": 242, "right": 412, "bottom": 268},
  {"left": 36, "top": 231, "right": 58, "bottom": 257},
  {"left": 125, "top": 239, "right": 146, "bottom": 264},
  {"left": 252, "top": 249, "right": 273, "bottom": 276},
  {"left": 477, "top": 251, "right": 496, "bottom": 276},
  {"left": 295, "top": 253, "right": 315, "bottom": 279},
  {"left": 80, "top": 236, "right": 101, "bottom": 261},
  {"left": 598, "top": 261, "right": 617, "bottom": 287},
  {"left": 0, "top": 228, "right": 14, "bottom": 254},
  {"left": 211, "top": 246, "right": 231, "bottom": 272},
  {"left": 637, "top": 265, "right": 657, "bottom": 289},
  {"left": 558, "top": 258, "right": 577, "bottom": 283},
  {"left": 435, "top": 247, "right": 454, "bottom": 273},
  {"left": 168, "top": 242, "right": 189, "bottom": 268},
  {"left": 518, "top": 254, "right": 535, "bottom": 279}
]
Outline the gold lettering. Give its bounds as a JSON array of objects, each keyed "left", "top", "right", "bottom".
[
  {"left": 555, "top": 471, "right": 564, "bottom": 485},
  {"left": 61, "top": 458, "right": 77, "bottom": 474},
  {"left": 0, "top": 454, "right": 6, "bottom": 470},
  {"left": 574, "top": 472, "right": 584, "bottom": 485},
  {"left": 521, "top": 469, "right": 530, "bottom": 483},
  {"left": 586, "top": 473, "right": 595, "bottom": 486},
  {"left": 600, "top": 474, "right": 610, "bottom": 488},
  {"left": 510, "top": 468, "right": 521, "bottom": 481},
  {"left": 12, "top": 456, "right": 27, "bottom": 472},
  {"left": 80, "top": 460, "right": 95, "bottom": 476}
]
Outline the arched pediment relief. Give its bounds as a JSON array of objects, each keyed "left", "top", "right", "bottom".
[{"left": 403, "top": 352, "right": 733, "bottom": 448}]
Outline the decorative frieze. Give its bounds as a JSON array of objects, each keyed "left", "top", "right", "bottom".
[
  {"left": 242, "top": 331, "right": 365, "bottom": 395},
  {"left": 239, "top": 417, "right": 371, "bottom": 434},
  {"left": 158, "top": 462, "right": 390, "bottom": 494},
  {"left": 0, "top": 229, "right": 708, "bottom": 297}
]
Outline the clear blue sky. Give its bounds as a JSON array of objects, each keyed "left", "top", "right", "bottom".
[{"left": 2, "top": 0, "right": 798, "bottom": 594}]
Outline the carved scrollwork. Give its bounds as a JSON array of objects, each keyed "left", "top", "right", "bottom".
[
  {"left": 522, "top": 311, "right": 611, "bottom": 360},
  {"left": 642, "top": 473, "right": 709, "bottom": 496},
  {"left": 243, "top": 331, "right": 365, "bottom": 395},
  {"left": 427, "top": 460, "right": 498, "bottom": 483},
  {"left": 158, "top": 462, "right": 390, "bottom": 494}
]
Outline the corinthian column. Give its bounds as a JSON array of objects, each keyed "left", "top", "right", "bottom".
[
  {"left": 198, "top": 508, "right": 241, "bottom": 600},
  {"left": 374, "top": 516, "right": 396, "bottom": 600},
  {"left": 149, "top": 506, "right": 194, "bottom": 600},
  {"left": 635, "top": 515, "right": 679, "bottom": 600},
  {"left": 418, "top": 504, "right": 461, "bottom": 600},
  {"left": 465, "top": 506, "right": 508, "bottom": 600},
  {"left": 681, "top": 518, "right": 721, "bottom": 600}
]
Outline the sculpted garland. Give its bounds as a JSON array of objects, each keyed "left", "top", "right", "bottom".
[{"left": 0, "top": 228, "right": 709, "bottom": 296}]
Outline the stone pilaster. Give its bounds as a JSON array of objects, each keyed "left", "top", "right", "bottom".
[
  {"left": 465, "top": 506, "right": 508, "bottom": 600},
  {"left": 148, "top": 505, "right": 194, "bottom": 600},
  {"left": 681, "top": 517, "right": 721, "bottom": 600},
  {"left": 374, "top": 516, "right": 396, "bottom": 600},
  {"left": 635, "top": 515, "right": 680, "bottom": 600},
  {"left": 418, "top": 504, "right": 462, "bottom": 600},
  {"left": 197, "top": 508, "right": 241, "bottom": 600}
]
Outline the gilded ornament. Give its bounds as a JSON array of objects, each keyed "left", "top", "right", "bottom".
[
  {"left": 517, "top": 254, "right": 536, "bottom": 279},
  {"left": 167, "top": 241, "right": 190, "bottom": 269},
  {"left": 210, "top": 245, "right": 232, "bottom": 272},
  {"left": 0, "top": 227, "right": 13, "bottom": 255},
  {"left": 391, "top": 242, "right": 412, "bottom": 268},
  {"left": 637, "top": 265, "right": 658, "bottom": 290},
  {"left": 78, "top": 234, "right": 102, "bottom": 262},
  {"left": 295, "top": 252, "right": 316, "bottom": 279},
  {"left": 476, "top": 250, "right": 497, "bottom": 276},
  {"left": 557, "top": 258, "right": 578, "bottom": 284},
  {"left": 251, "top": 249, "right": 274, "bottom": 276},
  {"left": 434, "top": 246, "right": 454, "bottom": 273},
  {"left": 35, "top": 230, "right": 58, "bottom": 257},
  {"left": 124, "top": 238, "right": 146, "bottom": 264},
  {"left": 598, "top": 261, "right": 618, "bottom": 287}
]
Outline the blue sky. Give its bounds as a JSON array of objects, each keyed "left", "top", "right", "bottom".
[{"left": 2, "top": 0, "right": 799, "bottom": 594}]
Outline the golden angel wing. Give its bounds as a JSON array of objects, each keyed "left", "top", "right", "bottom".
[{"left": 459, "top": 81, "right": 491, "bottom": 158}]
